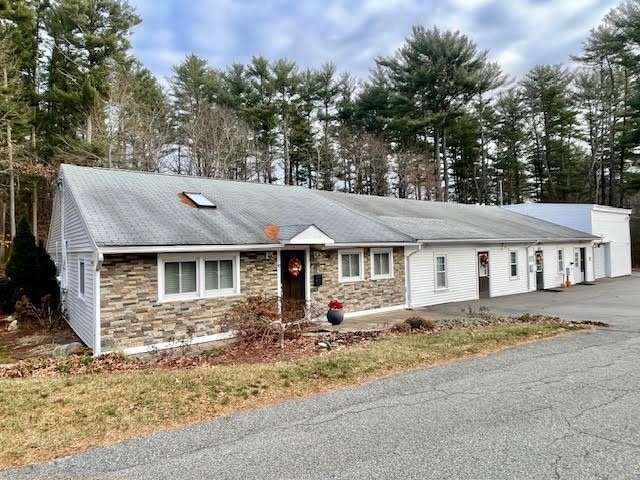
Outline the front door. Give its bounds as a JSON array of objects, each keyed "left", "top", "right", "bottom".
[
  {"left": 574, "top": 247, "right": 585, "bottom": 283},
  {"left": 280, "top": 250, "right": 306, "bottom": 320},
  {"left": 535, "top": 250, "right": 544, "bottom": 290},
  {"left": 478, "top": 251, "right": 490, "bottom": 298}
]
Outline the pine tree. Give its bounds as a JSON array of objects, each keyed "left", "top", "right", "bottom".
[{"left": 4, "top": 218, "right": 59, "bottom": 309}]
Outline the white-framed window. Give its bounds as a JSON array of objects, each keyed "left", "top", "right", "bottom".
[
  {"left": 371, "top": 248, "right": 394, "bottom": 279},
  {"left": 204, "top": 259, "right": 234, "bottom": 293},
  {"left": 338, "top": 248, "right": 364, "bottom": 282},
  {"left": 509, "top": 251, "right": 518, "bottom": 279},
  {"left": 435, "top": 254, "right": 447, "bottom": 289},
  {"left": 558, "top": 249, "right": 564, "bottom": 272},
  {"left": 158, "top": 253, "right": 240, "bottom": 302},
  {"left": 78, "top": 259, "right": 85, "bottom": 296}
]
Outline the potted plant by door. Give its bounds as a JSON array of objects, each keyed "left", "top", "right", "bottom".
[{"left": 327, "top": 299, "right": 344, "bottom": 325}]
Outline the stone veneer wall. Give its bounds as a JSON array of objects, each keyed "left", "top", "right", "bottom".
[
  {"left": 100, "top": 252, "right": 278, "bottom": 351},
  {"left": 309, "top": 247, "right": 405, "bottom": 312}
]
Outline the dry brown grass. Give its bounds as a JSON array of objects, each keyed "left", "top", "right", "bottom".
[{"left": 0, "top": 321, "right": 586, "bottom": 469}]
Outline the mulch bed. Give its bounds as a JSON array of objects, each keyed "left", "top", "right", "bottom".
[
  {"left": 0, "top": 315, "right": 82, "bottom": 362},
  {"left": 0, "top": 331, "right": 382, "bottom": 378},
  {"left": 0, "top": 314, "right": 605, "bottom": 379}
]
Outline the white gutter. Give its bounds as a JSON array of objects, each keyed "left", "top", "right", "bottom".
[
  {"left": 418, "top": 237, "right": 599, "bottom": 245},
  {"left": 320, "top": 242, "right": 420, "bottom": 249},
  {"left": 404, "top": 245, "right": 422, "bottom": 309},
  {"left": 97, "top": 242, "right": 421, "bottom": 255},
  {"left": 97, "top": 243, "right": 282, "bottom": 254}
]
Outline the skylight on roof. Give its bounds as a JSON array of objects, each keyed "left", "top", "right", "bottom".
[{"left": 183, "top": 192, "right": 216, "bottom": 208}]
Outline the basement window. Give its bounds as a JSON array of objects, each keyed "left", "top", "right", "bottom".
[{"left": 183, "top": 192, "right": 216, "bottom": 208}]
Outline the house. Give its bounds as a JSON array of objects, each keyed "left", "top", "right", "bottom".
[
  {"left": 504, "top": 204, "right": 632, "bottom": 280},
  {"left": 47, "top": 165, "right": 599, "bottom": 355}
]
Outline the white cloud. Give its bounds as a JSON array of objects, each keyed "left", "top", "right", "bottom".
[{"left": 128, "top": 0, "right": 621, "bottom": 83}]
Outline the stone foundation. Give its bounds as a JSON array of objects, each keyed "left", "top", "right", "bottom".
[{"left": 100, "top": 252, "right": 278, "bottom": 351}]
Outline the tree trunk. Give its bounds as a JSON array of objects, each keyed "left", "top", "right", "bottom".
[
  {"left": 0, "top": 202, "right": 5, "bottom": 262},
  {"left": 3, "top": 68, "right": 16, "bottom": 239},
  {"left": 442, "top": 126, "right": 449, "bottom": 202},
  {"left": 86, "top": 113, "right": 93, "bottom": 144},
  {"left": 433, "top": 128, "right": 441, "bottom": 201},
  {"left": 32, "top": 183, "right": 38, "bottom": 240}
]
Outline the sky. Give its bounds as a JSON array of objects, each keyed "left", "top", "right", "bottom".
[{"left": 128, "top": 0, "right": 621, "bottom": 86}]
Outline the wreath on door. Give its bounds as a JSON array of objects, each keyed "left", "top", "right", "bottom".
[
  {"left": 479, "top": 253, "right": 489, "bottom": 267},
  {"left": 288, "top": 257, "right": 303, "bottom": 277}
]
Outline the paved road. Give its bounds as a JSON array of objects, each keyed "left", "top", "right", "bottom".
[{"left": 3, "top": 276, "right": 640, "bottom": 479}]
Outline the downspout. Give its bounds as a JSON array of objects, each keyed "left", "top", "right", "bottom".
[
  {"left": 404, "top": 244, "right": 422, "bottom": 308},
  {"left": 525, "top": 240, "right": 540, "bottom": 291}
]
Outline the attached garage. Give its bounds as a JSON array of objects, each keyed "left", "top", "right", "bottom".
[{"left": 504, "top": 204, "right": 631, "bottom": 279}]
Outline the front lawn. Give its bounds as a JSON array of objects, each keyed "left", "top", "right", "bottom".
[{"left": 0, "top": 320, "right": 588, "bottom": 469}]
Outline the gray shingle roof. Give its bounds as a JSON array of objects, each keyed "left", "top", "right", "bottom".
[
  {"left": 315, "top": 191, "right": 599, "bottom": 242},
  {"left": 61, "top": 165, "right": 411, "bottom": 247},
  {"left": 61, "top": 165, "right": 598, "bottom": 248}
]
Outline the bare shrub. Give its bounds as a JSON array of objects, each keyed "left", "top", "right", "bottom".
[
  {"left": 14, "top": 295, "right": 64, "bottom": 330},
  {"left": 404, "top": 316, "right": 436, "bottom": 331},
  {"left": 222, "top": 294, "right": 322, "bottom": 348}
]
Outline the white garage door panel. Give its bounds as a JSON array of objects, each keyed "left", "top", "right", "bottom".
[
  {"left": 408, "top": 246, "right": 478, "bottom": 307},
  {"left": 594, "top": 245, "right": 606, "bottom": 279}
]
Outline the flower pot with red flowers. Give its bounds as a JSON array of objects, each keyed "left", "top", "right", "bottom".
[{"left": 327, "top": 299, "right": 344, "bottom": 325}]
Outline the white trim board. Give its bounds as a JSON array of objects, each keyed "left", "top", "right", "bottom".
[
  {"left": 103, "top": 331, "right": 236, "bottom": 356},
  {"left": 344, "top": 304, "right": 405, "bottom": 319}
]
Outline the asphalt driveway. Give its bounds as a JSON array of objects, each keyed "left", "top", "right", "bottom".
[{"left": 3, "top": 275, "right": 640, "bottom": 479}]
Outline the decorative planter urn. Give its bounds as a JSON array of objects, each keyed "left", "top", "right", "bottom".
[{"left": 327, "top": 309, "right": 344, "bottom": 325}]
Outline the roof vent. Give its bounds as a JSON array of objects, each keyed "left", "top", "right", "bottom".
[{"left": 182, "top": 192, "right": 216, "bottom": 208}]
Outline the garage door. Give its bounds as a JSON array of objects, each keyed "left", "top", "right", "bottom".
[{"left": 594, "top": 244, "right": 606, "bottom": 279}]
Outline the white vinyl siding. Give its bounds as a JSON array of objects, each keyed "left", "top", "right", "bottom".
[
  {"left": 339, "top": 249, "right": 364, "bottom": 282},
  {"left": 158, "top": 253, "right": 239, "bottom": 302},
  {"left": 592, "top": 209, "right": 631, "bottom": 277},
  {"left": 407, "top": 246, "right": 477, "bottom": 307},
  {"left": 371, "top": 248, "right": 393, "bottom": 279},
  {"left": 46, "top": 177, "right": 98, "bottom": 352},
  {"left": 490, "top": 247, "right": 529, "bottom": 297},
  {"left": 65, "top": 252, "right": 96, "bottom": 350}
]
